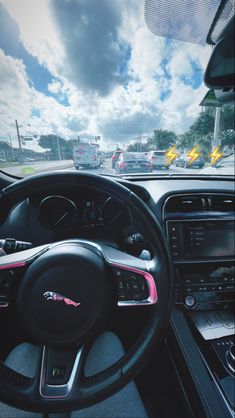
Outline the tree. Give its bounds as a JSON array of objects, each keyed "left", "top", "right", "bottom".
[
  {"left": 127, "top": 142, "right": 149, "bottom": 152},
  {"left": 148, "top": 129, "right": 177, "bottom": 150},
  {"left": 0, "top": 140, "right": 12, "bottom": 161},
  {"left": 220, "top": 105, "right": 235, "bottom": 131},
  {"left": 0, "top": 140, "right": 11, "bottom": 151},
  {"left": 39, "top": 135, "right": 73, "bottom": 160},
  {"left": 219, "top": 129, "right": 235, "bottom": 147},
  {"left": 177, "top": 132, "right": 195, "bottom": 150},
  {"left": 190, "top": 108, "right": 215, "bottom": 137}
]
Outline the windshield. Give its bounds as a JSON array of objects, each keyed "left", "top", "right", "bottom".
[{"left": 0, "top": 0, "right": 234, "bottom": 178}]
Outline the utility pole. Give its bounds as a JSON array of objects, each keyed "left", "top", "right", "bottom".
[
  {"left": 15, "top": 119, "right": 23, "bottom": 162},
  {"left": 213, "top": 107, "right": 221, "bottom": 148},
  {"left": 139, "top": 134, "right": 142, "bottom": 152},
  {"left": 8, "top": 133, "right": 12, "bottom": 147},
  {"left": 56, "top": 135, "right": 62, "bottom": 160},
  {"left": 136, "top": 135, "right": 142, "bottom": 152},
  {"left": 8, "top": 133, "right": 13, "bottom": 161}
]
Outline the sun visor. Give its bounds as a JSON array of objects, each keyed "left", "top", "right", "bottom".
[
  {"left": 144, "top": 0, "right": 222, "bottom": 45},
  {"left": 206, "top": 0, "right": 235, "bottom": 44}
]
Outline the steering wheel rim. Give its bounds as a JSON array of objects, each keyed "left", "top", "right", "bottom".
[{"left": 0, "top": 171, "right": 174, "bottom": 413}]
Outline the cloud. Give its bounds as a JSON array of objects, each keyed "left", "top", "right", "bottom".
[
  {"left": 49, "top": 0, "right": 129, "bottom": 96},
  {"left": 0, "top": 48, "right": 86, "bottom": 143},
  {"left": 1, "top": 0, "right": 64, "bottom": 76},
  {"left": 128, "top": 27, "right": 166, "bottom": 82},
  {"left": 100, "top": 110, "right": 163, "bottom": 144},
  {"left": 0, "top": 0, "right": 213, "bottom": 150},
  {"left": 0, "top": 49, "right": 32, "bottom": 139}
]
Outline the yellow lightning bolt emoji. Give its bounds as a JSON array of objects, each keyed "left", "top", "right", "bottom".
[
  {"left": 165, "top": 145, "right": 178, "bottom": 166},
  {"left": 187, "top": 145, "right": 201, "bottom": 165},
  {"left": 209, "top": 145, "right": 223, "bottom": 165}
]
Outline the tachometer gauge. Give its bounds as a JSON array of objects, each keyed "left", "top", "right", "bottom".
[
  {"left": 102, "top": 197, "right": 124, "bottom": 226},
  {"left": 39, "top": 196, "right": 78, "bottom": 230}
]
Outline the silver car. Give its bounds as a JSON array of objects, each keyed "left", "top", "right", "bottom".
[{"left": 116, "top": 152, "right": 152, "bottom": 174}]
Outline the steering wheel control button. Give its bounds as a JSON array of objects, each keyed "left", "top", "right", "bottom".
[
  {"left": 112, "top": 267, "right": 155, "bottom": 305},
  {"left": 17, "top": 244, "right": 111, "bottom": 345}
]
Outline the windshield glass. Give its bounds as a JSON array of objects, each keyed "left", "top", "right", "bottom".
[{"left": 0, "top": 0, "right": 234, "bottom": 178}]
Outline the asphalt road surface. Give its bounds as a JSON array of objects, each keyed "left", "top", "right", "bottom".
[{"left": 1, "top": 158, "right": 204, "bottom": 177}]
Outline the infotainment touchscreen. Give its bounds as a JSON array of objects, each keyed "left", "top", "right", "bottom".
[{"left": 184, "top": 220, "right": 235, "bottom": 259}]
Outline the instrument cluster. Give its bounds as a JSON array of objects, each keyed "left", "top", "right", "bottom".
[{"left": 38, "top": 193, "right": 128, "bottom": 231}]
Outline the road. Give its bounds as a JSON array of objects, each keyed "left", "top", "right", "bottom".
[
  {"left": 0, "top": 160, "right": 74, "bottom": 177},
  {"left": 0, "top": 159, "right": 204, "bottom": 177}
]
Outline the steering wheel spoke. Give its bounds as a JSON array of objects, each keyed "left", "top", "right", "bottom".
[
  {"left": 0, "top": 244, "right": 50, "bottom": 309},
  {"left": 112, "top": 262, "right": 158, "bottom": 306},
  {"left": 0, "top": 244, "right": 50, "bottom": 271},
  {"left": 99, "top": 244, "right": 158, "bottom": 307},
  {"left": 36, "top": 344, "right": 85, "bottom": 400}
]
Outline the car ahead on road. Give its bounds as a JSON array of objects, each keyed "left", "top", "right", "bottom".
[
  {"left": 147, "top": 150, "right": 169, "bottom": 169},
  {"left": 175, "top": 152, "right": 205, "bottom": 168},
  {"left": 111, "top": 149, "right": 124, "bottom": 169},
  {"left": 73, "top": 143, "right": 99, "bottom": 169},
  {"left": 115, "top": 152, "right": 152, "bottom": 174},
  {"left": 98, "top": 151, "right": 106, "bottom": 166},
  {"left": 200, "top": 154, "right": 235, "bottom": 175}
]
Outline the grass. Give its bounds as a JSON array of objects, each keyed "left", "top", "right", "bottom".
[{"left": 0, "top": 162, "right": 19, "bottom": 168}]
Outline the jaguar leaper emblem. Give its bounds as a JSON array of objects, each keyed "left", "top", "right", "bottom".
[{"left": 43, "top": 291, "right": 80, "bottom": 307}]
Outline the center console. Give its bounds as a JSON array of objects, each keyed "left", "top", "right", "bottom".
[{"left": 163, "top": 193, "right": 235, "bottom": 417}]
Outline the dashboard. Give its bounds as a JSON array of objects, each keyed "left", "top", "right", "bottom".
[
  {"left": 0, "top": 186, "right": 136, "bottom": 249},
  {"left": 0, "top": 173, "right": 234, "bottom": 417},
  {"left": 0, "top": 175, "right": 234, "bottom": 312}
]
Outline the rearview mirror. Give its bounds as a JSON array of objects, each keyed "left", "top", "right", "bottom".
[
  {"left": 204, "top": 14, "right": 235, "bottom": 92},
  {"left": 204, "top": 35, "right": 235, "bottom": 90}
]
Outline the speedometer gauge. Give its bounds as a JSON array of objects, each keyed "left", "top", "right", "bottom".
[{"left": 39, "top": 196, "right": 78, "bottom": 230}]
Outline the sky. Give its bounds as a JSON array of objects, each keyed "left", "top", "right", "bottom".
[{"left": 0, "top": 0, "right": 215, "bottom": 150}]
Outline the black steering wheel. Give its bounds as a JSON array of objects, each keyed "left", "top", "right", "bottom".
[{"left": 0, "top": 171, "right": 173, "bottom": 413}]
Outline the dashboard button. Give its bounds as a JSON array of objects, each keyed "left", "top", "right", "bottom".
[
  {"left": 112, "top": 268, "right": 126, "bottom": 279},
  {"left": 131, "top": 292, "right": 144, "bottom": 301},
  {"left": 117, "top": 279, "right": 125, "bottom": 290},
  {"left": 224, "top": 284, "right": 234, "bottom": 291},
  {"left": 118, "top": 292, "right": 128, "bottom": 301}
]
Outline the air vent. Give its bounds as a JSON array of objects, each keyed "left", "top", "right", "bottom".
[
  {"left": 165, "top": 195, "right": 205, "bottom": 213},
  {"left": 209, "top": 195, "right": 234, "bottom": 212}
]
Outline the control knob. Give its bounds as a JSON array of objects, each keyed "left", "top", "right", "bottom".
[{"left": 184, "top": 295, "right": 196, "bottom": 308}]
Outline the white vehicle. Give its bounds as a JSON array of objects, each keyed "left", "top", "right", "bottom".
[
  {"left": 147, "top": 150, "right": 169, "bottom": 169},
  {"left": 200, "top": 154, "right": 235, "bottom": 175},
  {"left": 73, "top": 143, "right": 99, "bottom": 169}
]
